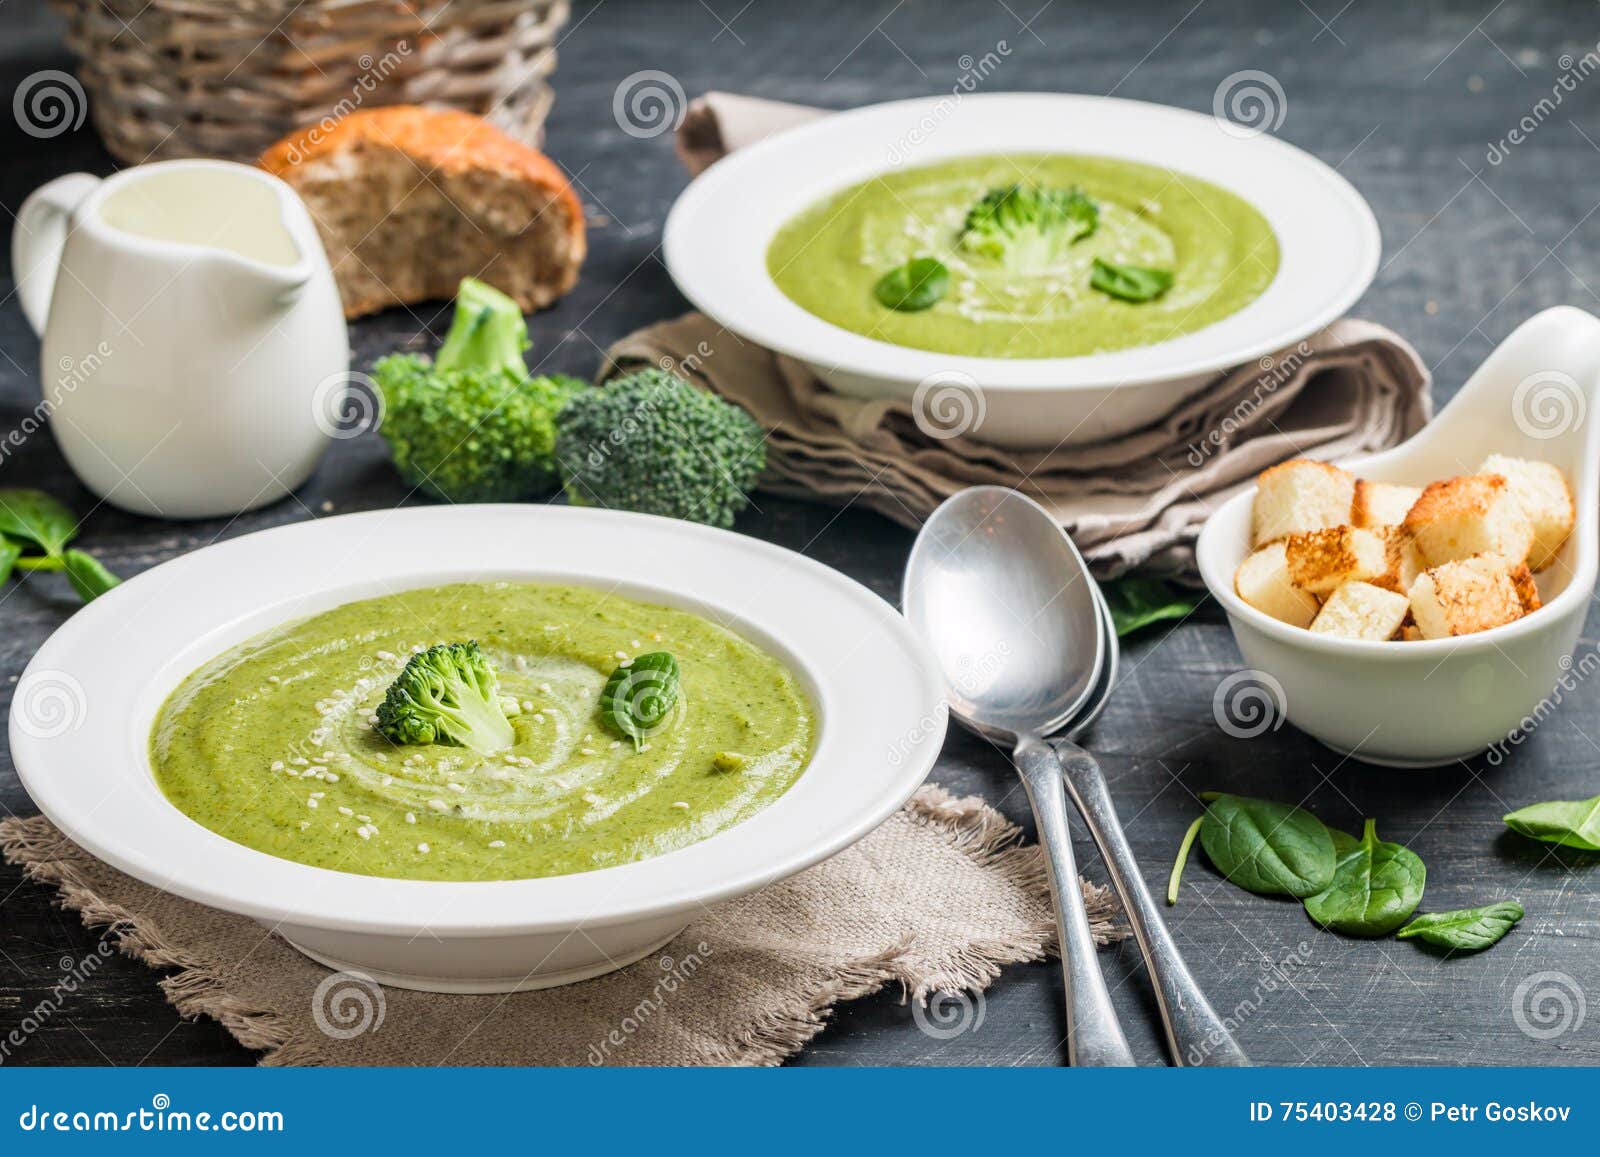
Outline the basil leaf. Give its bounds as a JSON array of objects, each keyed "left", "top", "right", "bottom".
[
  {"left": 873, "top": 257, "right": 950, "bottom": 312},
  {"left": 1503, "top": 794, "right": 1600, "bottom": 851},
  {"left": 1303, "top": 819, "right": 1426, "bottom": 936},
  {"left": 1104, "top": 576, "right": 1203, "bottom": 637},
  {"left": 0, "top": 536, "right": 20, "bottom": 585},
  {"left": 599, "top": 651, "right": 680, "bottom": 750},
  {"left": 0, "top": 489, "right": 78, "bottom": 556},
  {"left": 1199, "top": 792, "right": 1337, "bottom": 898},
  {"left": 1089, "top": 258, "right": 1174, "bottom": 303},
  {"left": 1398, "top": 901, "right": 1524, "bottom": 952},
  {"left": 61, "top": 549, "right": 121, "bottom": 602}
]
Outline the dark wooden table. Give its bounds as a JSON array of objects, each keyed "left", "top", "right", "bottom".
[{"left": 3, "top": 0, "right": 1598, "bottom": 1067}]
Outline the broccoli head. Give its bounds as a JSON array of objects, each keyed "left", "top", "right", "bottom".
[
  {"left": 958, "top": 184, "right": 1099, "bottom": 270},
  {"left": 373, "top": 277, "right": 587, "bottom": 503},
  {"left": 374, "top": 642, "right": 516, "bottom": 754},
  {"left": 554, "top": 368, "right": 766, "bottom": 529}
]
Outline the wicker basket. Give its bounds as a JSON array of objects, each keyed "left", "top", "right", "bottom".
[{"left": 51, "top": 0, "right": 568, "bottom": 164}]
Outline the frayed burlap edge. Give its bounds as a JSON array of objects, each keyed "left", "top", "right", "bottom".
[{"left": 0, "top": 784, "right": 1120, "bottom": 1067}]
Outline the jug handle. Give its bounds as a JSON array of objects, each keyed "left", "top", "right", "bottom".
[{"left": 11, "top": 173, "right": 101, "bottom": 338}]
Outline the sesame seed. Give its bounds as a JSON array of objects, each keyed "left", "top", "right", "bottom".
[
  {"left": 324, "top": 773, "right": 340, "bottom": 783},
  {"left": 417, "top": 843, "right": 430, "bottom": 853},
  {"left": 307, "top": 798, "right": 319, "bottom": 809},
  {"left": 310, "top": 791, "right": 325, "bottom": 799},
  {"left": 671, "top": 801, "right": 690, "bottom": 810},
  {"left": 580, "top": 747, "right": 596, "bottom": 756},
  {"left": 270, "top": 760, "right": 284, "bottom": 771},
  {"left": 381, "top": 775, "right": 393, "bottom": 786},
  {"left": 609, "top": 741, "right": 621, "bottom": 749},
  {"left": 583, "top": 792, "right": 603, "bottom": 805},
  {"left": 405, "top": 812, "right": 417, "bottom": 824},
  {"left": 538, "top": 683, "right": 552, "bottom": 694},
  {"left": 631, "top": 639, "right": 641, "bottom": 648},
  {"left": 356, "top": 826, "right": 372, "bottom": 840},
  {"left": 291, "top": 758, "right": 308, "bottom": 766},
  {"left": 377, "top": 650, "right": 395, "bottom": 662},
  {"left": 427, "top": 799, "right": 449, "bottom": 812},
  {"left": 338, "top": 806, "right": 353, "bottom": 816},
  {"left": 268, "top": 675, "right": 281, "bottom": 684},
  {"left": 307, "top": 766, "right": 326, "bottom": 776},
  {"left": 488, "top": 840, "right": 506, "bottom": 848},
  {"left": 447, "top": 782, "right": 466, "bottom": 793},
  {"left": 521, "top": 700, "right": 533, "bottom": 712},
  {"left": 614, "top": 650, "right": 628, "bottom": 660},
  {"left": 356, "top": 814, "right": 371, "bottom": 822},
  {"left": 619, "top": 659, "right": 633, "bottom": 668}
]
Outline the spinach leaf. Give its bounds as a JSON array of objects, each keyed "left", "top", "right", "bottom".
[
  {"left": 0, "top": 537, "right": 20, "bottom": 586},
  {"left": 61, "top": 549, "right": 121, "bottom": 602},
  {"left": 599, "top": 651, "right": 680, "bottom": 750},
  {"left": 1397, "top": 901, "right": 1523, "bottom": 952},
  {"left": 1104, "top": 576, "right": 1204, "bottom": 637},
  {"left": 1302, "top": 819, "right": 1426, "bottom": 936},
  {"left": 873, "top": 257, "right": 950, "bottom": 312},
  {"left": 1089, "top": 258, "right": 1174, "bottom": 303},
  {"left": 0, "top": 489, "right": 78, "bottom": 556},
  {"left": 1503, "top": 794, "right": 1600, "bottom": 851},
  {"left": 1198, "top": 792, "right": 1337, "bottom": 898}
]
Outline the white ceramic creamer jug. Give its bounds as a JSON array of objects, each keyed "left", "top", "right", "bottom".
[{"left": 10, "top": 160, "right": 349, "bottom": 518}]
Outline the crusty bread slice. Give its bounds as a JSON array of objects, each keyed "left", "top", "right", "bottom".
[{"left": 261, "top": 106, "right": 585, "bottom": 319}]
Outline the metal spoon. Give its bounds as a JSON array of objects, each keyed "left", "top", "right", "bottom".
[
  {"left": 1052, "top": 577, "right": 1252, "bottom": 1067},
  {"left": 904, "top": 487, "right": 1134, "bottom": 1066}
]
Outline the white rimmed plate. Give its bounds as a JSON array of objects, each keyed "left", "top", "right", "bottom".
[
  {"left": 664, "top": 92, "right": 1380, "bottom": 449},
  {"left": 9, "top": 506, "right": 947, "bottom": 991}
]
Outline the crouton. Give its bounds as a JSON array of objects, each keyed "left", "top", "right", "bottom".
[
  {"left": 1251, "top": 459, "right": 1356, "bottom": 546},
  {"left": 1402, "top": 474, "right": 1535, "bottom": 568},
  {"left": 1372, "top": 527, "right": 1425, "bottom": 595},
  {"left": 1479, "top": 454, "right": 1574, "bottom": 571},
  {"left": 1235, "top": 541, "right": 1321, "bottom": 627},
  {"left": 1309, "top": 582, "right": 1410, "bottom": 641},
  {"left": 1509, "top": 561, "right": 1542, "bottom": 614},
  {"left": 1352, "top": 479, "right": 1422, "bottom": 529},
  {"left": 1284, "top": 525, "right": 1389, "bottom": 595},
  {"left": 1407, "top": 554, "right": 1526, "bottom": 639}
]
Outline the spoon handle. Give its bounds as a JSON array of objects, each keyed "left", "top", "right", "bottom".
[
  {"left": 1013, "top": 735, "right": 1136, "bottom": 1067},
  {"left": 1054, "top": 739, "right": 1251, "bottom": 1067}
]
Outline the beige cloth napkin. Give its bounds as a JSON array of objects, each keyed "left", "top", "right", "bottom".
[
  {"left": 658, "top": 93, "right": 1432, "bottom": 577},
  {"left": 1, "top": 788, "right": 1118, "bottom": 1066}
]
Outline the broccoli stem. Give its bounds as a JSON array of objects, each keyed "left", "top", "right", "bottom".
[{"left": 433, "top": 277, "right": 531, "bottom": 378}]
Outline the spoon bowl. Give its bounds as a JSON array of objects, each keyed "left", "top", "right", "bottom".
[{"left": 903, "top": 487, "right": 1103, "bottom": 744}]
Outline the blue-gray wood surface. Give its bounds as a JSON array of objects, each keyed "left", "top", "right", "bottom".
[{"left": 1, "top": 0, "right": 1597, "bottom": 1066}]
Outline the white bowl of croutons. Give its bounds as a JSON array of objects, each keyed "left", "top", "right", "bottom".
[{"left": 1197, "top": 306, "right": 1600, "bottom": 767}]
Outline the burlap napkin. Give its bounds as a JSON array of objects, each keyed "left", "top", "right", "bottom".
[
  {"left": 1, "top": 787, "right": 1118, "bottom": 1066},
  {"left": 657, "top": 93, "right": 1433, "bottom": 577}
]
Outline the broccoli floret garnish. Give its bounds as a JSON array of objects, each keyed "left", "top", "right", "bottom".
[
  {"left": 958, "top": 184, "right": 1099, "bottom": 270},
  {"left": 373, "top": 277, "right": 588, "bottom": 503},
  {"left": 374, "top": 642, "right": 516, "bottom": 755},
  {"left": 554, "top": 368, "right": 766, "bottom": 529}
]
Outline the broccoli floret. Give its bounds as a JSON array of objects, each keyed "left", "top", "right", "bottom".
[
  {"left": 554, "top": 369, "right": 766, "bottom": 529},
  {"left": 373, "top": 278, "right": 588, "bottom": 503},
  {"left": 958, "top": 184, "right": 1099, "bottom": 270},
  {"left": 374, "top": 642, "right": 516, "bottom": 755}
]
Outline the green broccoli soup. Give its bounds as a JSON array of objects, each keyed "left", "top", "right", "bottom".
[
  {"left": 766, "top": 153, "right": 1280, "bottom": 359},
  {"left": 150, "top": 582, "right": 816, "bottom": 882}
]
